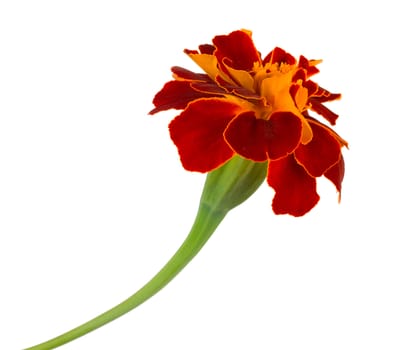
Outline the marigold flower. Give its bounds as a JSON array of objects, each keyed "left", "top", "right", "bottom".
[
  {"left": 150, "top": 29, "right": 347, "bottom": 216},
  {"left": 24, "top": 30, "right": 349, "bottom": 350}
]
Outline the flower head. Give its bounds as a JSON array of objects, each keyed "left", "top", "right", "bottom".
[{"left": 150, "top": 29, "right": 347, "bottom": 216}]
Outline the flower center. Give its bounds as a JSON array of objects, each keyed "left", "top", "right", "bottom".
[{"left": 251, "top": 62, "right": 302, "bottom": 120}]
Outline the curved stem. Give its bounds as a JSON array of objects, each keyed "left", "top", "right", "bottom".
[
  {"left": 25, "top": 203, "right": 227, "bottom": 350},
  {"left": 25, "top": 155, "right": 267, "bottom": 350}
]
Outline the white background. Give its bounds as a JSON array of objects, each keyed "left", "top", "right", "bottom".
[{"left": 1, "top": 1, "right": 395, "bottom": 349}]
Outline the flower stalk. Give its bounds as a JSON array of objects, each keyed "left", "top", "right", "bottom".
[
  {"left": 24, "top": 156, "right": 267, "bottom": 350},
  {"left": 24, "top": 28, "right": 347, "bottom": 349}
]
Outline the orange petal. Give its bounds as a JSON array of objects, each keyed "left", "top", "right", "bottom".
[{"left": 184, "top": 50, "right": 219, "bottom": 81}]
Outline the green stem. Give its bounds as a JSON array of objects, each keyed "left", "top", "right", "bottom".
[
  {"left": 25, "top": 155, "right": 267, "bottom": 350},
  {"left": 24, "top": 202, "right": 227, "bottom": 350}
]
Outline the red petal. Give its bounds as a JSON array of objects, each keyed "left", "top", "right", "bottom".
[
  {"left": 184, "top": 45, "right": 215, "bottom": 55},
  {"left": 308, "top": 85, "right": 341, "bottom": 124},
  {"left": 292, "top": 68, "right": 307, "bottom": 82},
  {"left": 224, "top": 111, "right": 302, "bottom": 161},
  {"left": 294, "top": 120, "right": 341, "bottom": 177},
  {"left": 150, "top": 81, "right": 217, "bottom": 115},
  {"left": 298, "top": 55, "right": 320, "bottom": 77},
  {"left": 171, "top": 66, "right": 212, "bottom": 82},
  {"left": 214, "top": 75, "right": 261, "bottom": 99},
  {"left": 198, "top": 44, "right": 215, "bottom": 54},
  {"left": 313, "top": 86, "right": 341, "bottom": 102},
  {"left": 190, "top": 81, "right": 227, "bottom": 95},
  {"left": 309, "top": 99, "right": 339, "bottom": 125},
  {"left": 289, "top": 84, "right": 300, "bottom": 103},
  {"left": 268, "top": 155, "right": 319, "bottom": 217},
  {"left": 324, "top": 154, "right": 345, "bottom": 194},
  {"left": 212, "top": 30, "right": 261, "bottom": 71},
  {"left": 263, "top": 47, "right": 296, "bottom": 65},
  {"left": 169, "top": 98, "right": 240, "bottom": 172},
  {"left": 304, "top": 80, "right": 319, "bottom": 96}
]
